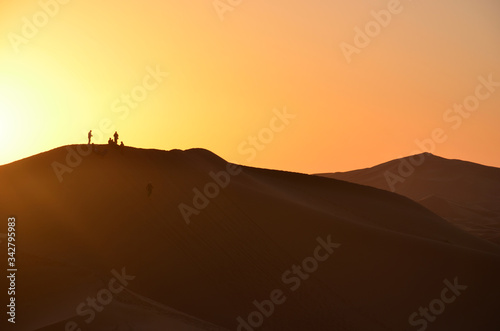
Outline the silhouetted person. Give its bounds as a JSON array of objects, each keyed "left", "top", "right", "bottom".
[
  {"left": 108, "top": 137, "right": 113, "bottom": 145},
  {"left": 120, "top": 141, "right": 124, "bottom": 147},
  {"left": 146, "top": 182, "right": 153, "bottom": 197},
  {"left": 113, "top": 131, "right": 119, "bottom": 145},
  {"left": 88, "top": 130, "right": 93, "bottom": 144}
]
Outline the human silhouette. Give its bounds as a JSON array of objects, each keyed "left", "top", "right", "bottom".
[
  {"left": 120, "top": 141, "right": 124, "bottom": 147},
  {"left": 113, "top": 131, "right": 119, "bottom": 145},
  {"left": 146, "top": 182, "right": 153, "bottom": 197},
  {"left": 88, "top": 130, "right": 93, "bottom": 144},
  {"left": 108, "top": 137, "right": 113, "bottom": 145}
]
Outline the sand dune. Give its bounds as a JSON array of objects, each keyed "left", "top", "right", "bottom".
[
  {"left": 319, "top": 153, "right": 500, "bottom": 244},
  {"left": 1, "top": 146, "right": 500, "bottom": 330}
]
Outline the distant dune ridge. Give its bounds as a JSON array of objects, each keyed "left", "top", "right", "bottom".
[
  {"left": 1, "top": 146, "right": 500, "bottom": 330},
  {"left": 318, "top": 153, "right": 500, "bottom": 244}
]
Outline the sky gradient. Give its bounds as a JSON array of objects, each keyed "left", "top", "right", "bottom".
[{"left": 1, "top": 0, "right": 499, "bottom": 174}]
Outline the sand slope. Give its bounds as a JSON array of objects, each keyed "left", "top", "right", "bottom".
[
  {"left": 319, "top": 153, "right": 500, "bottom": 244},
  {"left": 1, "top": 146, "right": 500, "bottom": 330}
]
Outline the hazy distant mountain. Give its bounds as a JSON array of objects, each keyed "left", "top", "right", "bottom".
[
  {"left": 1, "top": 147, "right": 500, "bottom": 330},
  {"left": 318, "top": 153, "right": 500, "bottom": 244}
]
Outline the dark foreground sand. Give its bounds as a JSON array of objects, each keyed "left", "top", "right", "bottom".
[{"left": 1, "top": 146, "right": 499, "bottom": 330}]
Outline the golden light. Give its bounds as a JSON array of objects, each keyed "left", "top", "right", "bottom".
[{"left": 0, "top": 72, "right": 47, "bottom": 165}]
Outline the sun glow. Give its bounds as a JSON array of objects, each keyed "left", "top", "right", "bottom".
[
  {"left": 0, "top": 74, "right": 45, "bottom": 165},
  {"left": 0, "top": 0, "right": 499, "bottom": 172}
]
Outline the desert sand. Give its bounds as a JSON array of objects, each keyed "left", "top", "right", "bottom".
[
  {"left": 1, "top": 146, "right": 500, "bottom": 330},
  {"left": 319, "top": 153, "right": 500, "bottom": 244}
]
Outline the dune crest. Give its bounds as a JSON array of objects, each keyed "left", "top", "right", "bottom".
[
  {"left": 1, "top": 147, "right": 500, "bottom": 330},
  {"left": 319, "top": 153, "right": 500, "bottom": 244}
]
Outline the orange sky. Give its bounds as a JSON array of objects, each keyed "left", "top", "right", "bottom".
[{"left": 1, "top": 0, "right": 499, "bottom": 174}]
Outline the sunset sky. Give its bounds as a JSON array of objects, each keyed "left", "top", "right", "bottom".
[{"left": 1, "top": 0, "right": 499, "bottom": 174}]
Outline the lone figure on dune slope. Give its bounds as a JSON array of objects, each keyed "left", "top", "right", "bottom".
[
  {"left": 88, "top": 130, "right": 93, "bottom": 144},
  {"left": 146, "top": 182, "right": 153, "bottom": 198},
  {"left": 113, "top": 131, "right": 119, "bottom": 145}
]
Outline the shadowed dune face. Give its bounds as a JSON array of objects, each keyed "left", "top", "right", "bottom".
[
  {"left": 1, "top": 146, "right": 500, "bottom": 330},
  {"left": 319, "top": 153, "right": 500, "bottom": 244}
]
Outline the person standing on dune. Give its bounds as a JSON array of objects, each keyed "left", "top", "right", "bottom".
[
  {"left": 113, "top": 131, "right": 119, "bottom": 145},
  {"left": 88, "top": 130, "right": 93, "bottom": 144},
  {"left": 147, "top": 182, "right": 153, "bottom": 197}
]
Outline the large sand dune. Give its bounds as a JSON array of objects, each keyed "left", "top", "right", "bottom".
[
  {"left": 319, "top": 153, "right": 500, "bottom": 244},
  {"left": 1, "top": 146, "right": 500, "bottom": 330}
]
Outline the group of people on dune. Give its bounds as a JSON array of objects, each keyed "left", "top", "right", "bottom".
[
  {"left": 88, "top": 130, "right": 124, "bottom": 147},
  {"left": 88, "top": 130, "right": 153, "bottom": 197}
]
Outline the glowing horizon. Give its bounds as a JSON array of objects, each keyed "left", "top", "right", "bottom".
[{"left": 1, "top": 0, "right": 499, "bottom": 174}]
